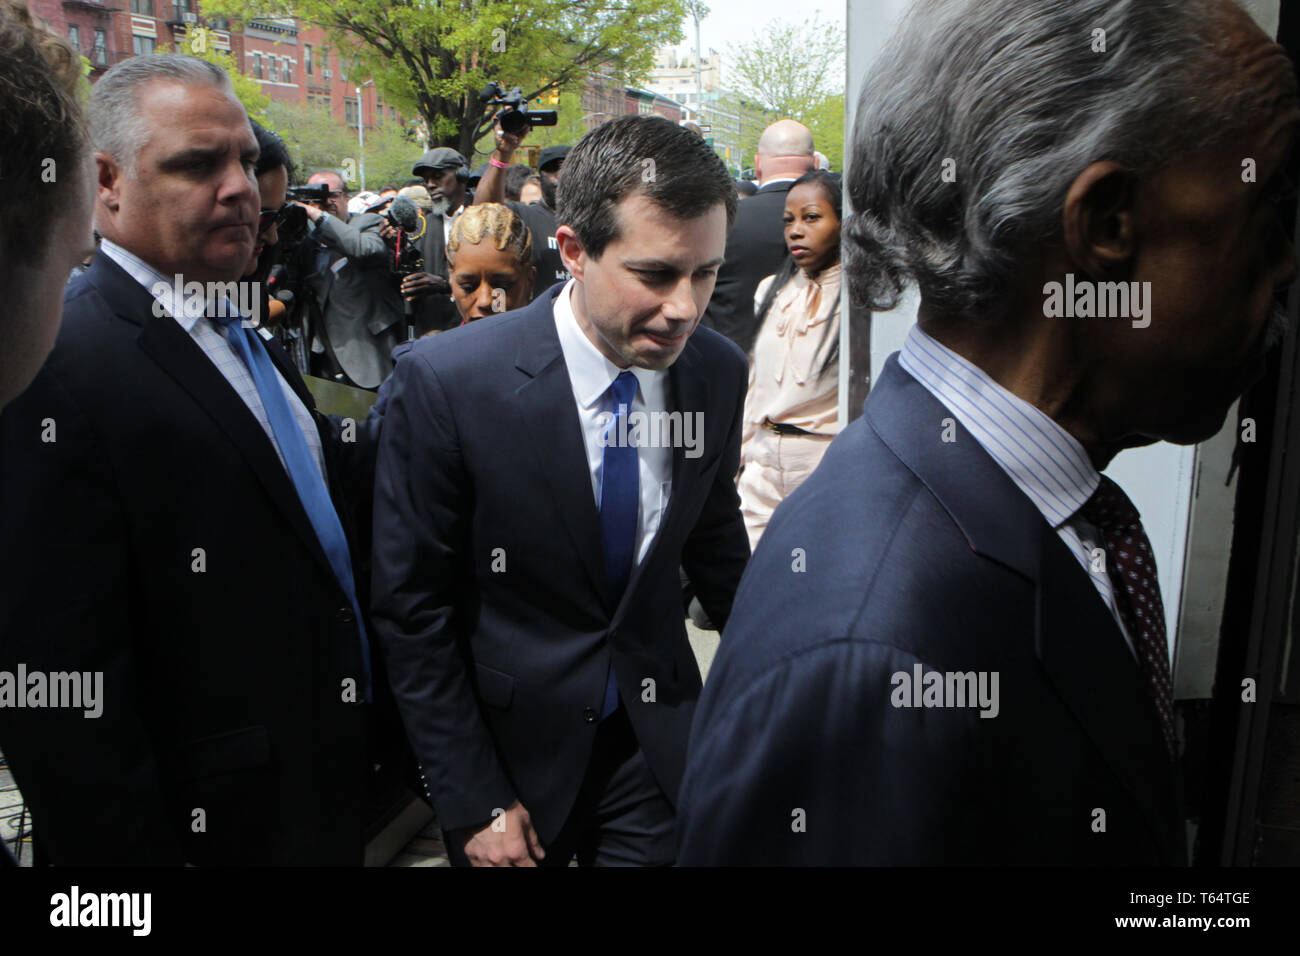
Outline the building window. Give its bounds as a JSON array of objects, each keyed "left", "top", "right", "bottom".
[
  {"left": 304, "top": 44, "right": 312, "bottom": 76},
  {"left": 133, "top": 35, "right": 156, "bottom": 55},
  {"left": 172, "top": 0, "right": 191, "bottom": 17},
  {"left": 345, "top": 98, "right": 359, "bottom": 128},
  {"left": 130, "top": 0, "right": 150, "bottom": 13},
  {"left": 68, "top": 24, "right": 80, "bottom": 53},
  {"left": 252, "top": 53, "right": 262, "bottom": 79},
  {"left": 92, "top": 29, "right": 107, "bottom": 65}
]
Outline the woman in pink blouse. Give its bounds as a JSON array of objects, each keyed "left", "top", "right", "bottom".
[{"left": 739, "top": 170, "right": 842, "bottom": 550}]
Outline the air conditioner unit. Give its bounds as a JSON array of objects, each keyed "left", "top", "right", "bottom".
[
  {"left": 182, "top": 12, "right": 197, "bottom": 22},
  {"left": 323, "top": 69, "right": 332, "bottom": 78}
]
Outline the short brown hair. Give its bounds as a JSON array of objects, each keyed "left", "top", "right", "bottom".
[
  {"left": 557, "top": 116, "right": 737, "bottom": 260},
  {"left": 0, "top": 0, "right": 88, "bottom": 266}
]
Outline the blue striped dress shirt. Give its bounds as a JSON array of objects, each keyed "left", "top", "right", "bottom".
[{"left": 98, "top": 240, "right": 326, "bottom": 482}]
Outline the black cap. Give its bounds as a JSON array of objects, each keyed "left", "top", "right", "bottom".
[
  {"left": 538, "top": 145, "right": 570, "bottom": 172},
  {"left": 412, "top": 147, "right": 468, "bottom": 177}
]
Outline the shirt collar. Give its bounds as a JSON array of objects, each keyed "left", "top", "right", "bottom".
[
  {"left": 553, "top": 278, "right": 664, "bottom": 409},
  {"left": 98, "top": 239, "right": 251, "bottom": 331},
  {"left": 791, "top": 262, "right": 841, "bottom": 291},
  {"left": 898, "top": 325, "right": 1099, "bottom": 527}
]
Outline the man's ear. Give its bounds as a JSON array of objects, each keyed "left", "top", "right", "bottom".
[
  {"left": 95, "top": 152, "right": 122, "bottom": 214},
  {"left": 1061, "top": 160, "right": 1138, "bottom": 279},
  {"left": 555, "top": 224, "right": 587, "bottom": 280}
]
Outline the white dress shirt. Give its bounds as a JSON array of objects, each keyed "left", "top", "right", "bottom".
[
  {"left": 553, "top": 279, "right": 672, "bottom": 566},
  {"left": 100, "top": 240, "right": 327, "bottom": 483},
  {"left": 898, "top": 325, "right": 1140, "bottom": 659}
]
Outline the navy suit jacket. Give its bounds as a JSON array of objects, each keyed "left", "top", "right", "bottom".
[
  {"left": 371, "top": 283, "right": 750, "bottom": 841},
  {"left": 677, "top": 354, "right": 1186, "bottom": 865},
  {"left": 0, "top": 253, "right": 375, "bottom": 865}
]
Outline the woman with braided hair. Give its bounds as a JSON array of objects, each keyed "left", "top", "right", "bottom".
[
  {"left": 370, "top": 203, "right": 535, "bottom": 418},
  {"left": 446, "top": 202, "right": 536, "bottom": 324}
]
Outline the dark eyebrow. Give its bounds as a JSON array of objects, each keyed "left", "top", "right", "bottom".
[{"left": 625, "top": 258, "right": 724, "bottom": 271}]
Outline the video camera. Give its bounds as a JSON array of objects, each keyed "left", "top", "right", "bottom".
[
  {"left": 288, "top": 183, "right": 332, "bottom": 204},
  {"left": 479, "top": 81, "right": 558, "bottom": 136},
  {"left": 273, "top": 183, "right": 337, "bottom": 251}
]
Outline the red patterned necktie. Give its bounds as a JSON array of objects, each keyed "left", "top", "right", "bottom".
[{"left": 1080, "top": 475, "right": 1176, "bottom": 759}]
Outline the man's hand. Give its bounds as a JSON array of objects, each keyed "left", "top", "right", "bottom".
[
  {"left": 458, "top": 800, "right": 546, "bottom": 866},
  {"left": 294, "top": 200, "right": 325, "bottom": 223},
  {"left": 401, "top": 272, "right": 450, "bottom": 301},
  {"left": 379, "top": 221, "right": 398, "bottom": 242},
  {"left": 492, "top": 114, "right": 530, "bottom": 162}
]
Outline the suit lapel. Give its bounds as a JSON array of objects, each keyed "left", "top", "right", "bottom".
[
  {"left": 1035, "top": 527, "right": 1180, "bottom": 852},
  {"left": 511, "top": 298, "right": 608, "bottom": 605},
  {"left": 104, "top": 258, "right": 337, "bottom": 585},
  {"left": 867, "top": 355, "right": 1178, "bottom": 852}
]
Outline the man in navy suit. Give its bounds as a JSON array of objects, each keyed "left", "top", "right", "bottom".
[
  {"left": 372, "top": 116, "right": 748, "bottom": 866},
  {"left": 700, "top": 120, "right": 815, "bottom": 354},
  {"left": 678, "top": 0, "right": 1298, "bottom": 864},
  {"left": 0, "top": 55, "right": 375, "bottom": 865}
]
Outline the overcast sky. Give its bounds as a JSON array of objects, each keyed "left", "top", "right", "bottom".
[{"left": 666, "top": 0, "right": 847, "bottom": 85}]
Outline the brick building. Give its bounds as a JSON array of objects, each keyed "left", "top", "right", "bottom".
[{"left": 28, "top": 0, "right": 396, "bottom": 136}]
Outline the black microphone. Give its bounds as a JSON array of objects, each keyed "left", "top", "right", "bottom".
[{"left": 388, "top": 196, "right": 420, "bottom": 232}]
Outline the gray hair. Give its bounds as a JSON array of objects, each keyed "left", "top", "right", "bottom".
[
  {"left": 847, "top": 0, "right": 1269, "bottom": 319},
  {"left": 89, "top": 54, "right": 232, "bottom": 178}
]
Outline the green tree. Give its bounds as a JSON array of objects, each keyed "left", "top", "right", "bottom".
[
  {"left": 202, "top": 0, "right": 683, "bottom": 157},
  {"left": 160, "top": 27, "right": 270, "bottom": 118},
  {"left": 263, "top": 98, "right": 421, "bottom": 189},
  {"left": 805, "top": 92, "right": 844, "bottom": 172},
  {"left": 726, "top": 14, "right": 844, "bottom": 125}
]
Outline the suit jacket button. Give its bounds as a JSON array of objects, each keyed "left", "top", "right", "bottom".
[
  {"left": 583, "top": 707, "right": 597, "bottom": 723},
  {"left": 337, "top": 607, "right": 355, "bottom": 625}
]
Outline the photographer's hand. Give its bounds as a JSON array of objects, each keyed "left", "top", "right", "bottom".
[
  {"left": 492, "top": 114, "right": 529, "bottom": 162},
  {"left": 294, "top": 200, "right": 325, "bottom": 223},
  {"left": 401, "top": 272, "right": 450, "bottom": 301},
  {"left": 474, "top": 115, "right": 531, "bottom": 207}
]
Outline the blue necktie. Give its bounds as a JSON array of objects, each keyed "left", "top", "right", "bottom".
[
  {"left": 211, "top": 311, "right": 372, "bottom": 702},
  {"left": 599, "top": 370, "right": 639, "bottom": 719}
]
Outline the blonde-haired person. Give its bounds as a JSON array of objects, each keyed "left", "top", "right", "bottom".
[
  {"left": 737, "top": 170, "right": 842, "bottom": 551},
  {"left": 370, "top": 203, "right": 535, "bottom": 419},
  {"left": 446, "top": 202, "right": 535, "bottom": 323}
]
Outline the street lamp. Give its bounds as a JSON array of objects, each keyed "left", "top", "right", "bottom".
[{"left": 356, "top": 78, "right": 375, "bottom": 191}]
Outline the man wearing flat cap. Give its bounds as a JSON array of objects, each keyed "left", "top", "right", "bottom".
[{"left": 401, "top": 147, "right": 470, "bottom": 332}]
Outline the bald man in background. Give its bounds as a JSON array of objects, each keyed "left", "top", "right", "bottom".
[{"left": 700, "top": 120, "right": 815, "bottom": 354}]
